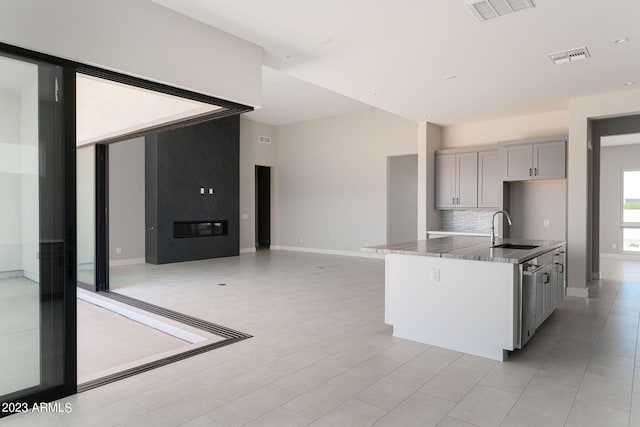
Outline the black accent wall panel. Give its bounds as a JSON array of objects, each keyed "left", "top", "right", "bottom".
[{"left": 145, "top": 116, "right": 240, "bottom": 264}]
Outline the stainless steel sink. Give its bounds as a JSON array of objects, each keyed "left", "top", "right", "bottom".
[{"left": 492, "top": 243, "right": 539, "bottom": 250}]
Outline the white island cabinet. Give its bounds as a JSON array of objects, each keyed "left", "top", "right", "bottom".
[{"left": 364, "top": 236, "right": 565, "bottom": 361}]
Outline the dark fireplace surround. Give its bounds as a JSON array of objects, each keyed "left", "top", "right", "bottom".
[{"left": 145, "top": 116, "right": 239, "bottom": 264}]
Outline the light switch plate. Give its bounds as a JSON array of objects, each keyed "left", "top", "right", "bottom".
[
  {"left": 200, "top": 187, "right": 205, "bottom": 195},
  {"left": 209, "top": 188, "right": 214, "bottom": 195},
  {"left": 431, "top": 268, "right": 440, "bottom": 282}
]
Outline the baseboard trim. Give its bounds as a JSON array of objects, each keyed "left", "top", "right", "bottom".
[
  {"left": 240, "top": 247, "right": 257, "bottom": 254},
  {"left": 600, "top": 252, "right": 640, "bottom": 260},
  {"left": 23, "top": 271, "right": 39, "bottom": 283},
  {"left": 567, "top": 286, "right": 589, "bottom": 298},
  {"left": 110, "top": 258, "right": 146, "bottom": 267},
  {"left": 0, "top": 270, "right": 24, "bottom": 280},
  {"left": 78, "top": 262, "right": 95, "bottom": 271},
  {"left": 271, "top": 245, "right": 384, "bottom": 259}
]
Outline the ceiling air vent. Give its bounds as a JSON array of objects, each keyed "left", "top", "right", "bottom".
[
  {"left": 258, "top": 136, "right": 271, "bottom": 144},
  {"left": 466, "top": 0, "right": 535, "bottom": 22},
  {"left": 548, "top": 47, "right": 591, "bottom": 64}
]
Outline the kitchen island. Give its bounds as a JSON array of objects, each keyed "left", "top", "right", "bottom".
[{"left": 363, "top": 236, "right": 565, "bottom": 361}]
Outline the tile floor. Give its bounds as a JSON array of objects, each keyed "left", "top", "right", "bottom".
[{"left": 2, "top": 251, "right": 640, "bottom": 426}]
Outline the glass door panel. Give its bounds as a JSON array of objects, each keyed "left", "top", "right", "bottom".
[
  {"left": 0, "top": 48, "right": 75, "bottom": 412},
  {"left": 0, "top": 55, "right": 41, "bottom": 397}
]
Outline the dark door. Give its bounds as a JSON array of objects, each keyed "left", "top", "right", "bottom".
[
  {"left": 0, "top": 48, "right": 76, "bottom": 415},
  {"left": 255, "top": 165, "right": 271, "bottom": 248}
]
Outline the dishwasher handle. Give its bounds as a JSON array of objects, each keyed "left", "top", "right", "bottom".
[{"left": 522, "top": 264, "right": 545, "bottom": 276}]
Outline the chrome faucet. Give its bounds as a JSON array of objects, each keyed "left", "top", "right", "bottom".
[{"left": 491, "top": 210, "right": 513, "bottom": 247}]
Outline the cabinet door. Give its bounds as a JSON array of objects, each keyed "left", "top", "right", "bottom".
[
  {"left": 502, "top": 145, "right": 533, "bottom": 181},
  {"left": 478, "top": 150, "right": 499, "bottom": 208},
  {"left": 534, "top": 141, "right": 565, "bottom": 179},
  {"left": 456, "top": 152, "right": 478, "bottom": 208},
  {"left": 435, "top": 154, "right": 456, "bottom": 208}
]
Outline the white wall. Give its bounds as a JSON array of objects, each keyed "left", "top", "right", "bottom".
[
  {"left": 0, "top": 88, "right": 21, "bottom": 272},
  {"left": 508, "top": 180, "right": 566, "bottom": 241},
  {"left": 442, "top": 110, "right": 569, "bottom": 148},
  {"left": 0, "top": 0, "right": 262, "bottom": 108},
  {"left": 600, "top": 144, "right": 640, "bottom": 255},
  {"left": 568, "top": 88, "right": 640, "bottom": 295},
  {"left": 388, "top": 154, "right": 418, "bottom": 244},
  {"left": 109, "top": 138, "right": 146, "bottom": 262},
  {"left": 19, "top": 78, "right": 38, "bottom": 281},
  {"left": 239, "top": 119, "right": 277, "bottom": 251},
  {"left": 76, "top": 146, "right": 95, "bottom": 268},
  {"left": 275, "top": 109, "right": 418, "bottom": 253},
  {"left": 0, "top": 73, "right": 38, "bottom": 279}
]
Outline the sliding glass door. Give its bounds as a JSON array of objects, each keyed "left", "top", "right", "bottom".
[{"left": 0, "top": 47, "right": 76, "bottom": 415}]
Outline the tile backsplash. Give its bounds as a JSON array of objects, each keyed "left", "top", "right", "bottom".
[{"left": 441, "top": 210, "right": 494, "bottom": 233}]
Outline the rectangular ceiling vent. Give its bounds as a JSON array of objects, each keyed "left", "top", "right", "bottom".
[
  {"left": 466, "top": 0, "right": 535, "bottom": 22},
  {"left": 548, "top": 47, "right": 591, "bottom": 64},
  {"left": 258, "top": 136, "right": 271, "bottom": 144}
]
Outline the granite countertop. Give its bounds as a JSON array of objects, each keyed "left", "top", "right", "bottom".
[{"left": 362, "top": 236, "right": 565, "bottom": 264}]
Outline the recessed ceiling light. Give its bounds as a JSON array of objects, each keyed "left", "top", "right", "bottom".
[
  {"left": 372, "top": 91, "right": 383, "bottom": 96},
  {"left": 285, "top": 55, "right": 294, "bottom": 60},
  {"left": 623, "top": 81, "right": 636, "bottom": 86},
  {"left": 613, "top": 37, "right": 629, "bottom": 44},
  {"left": 321, "top": 38, "right": 334, "bottom": 45},
  {"left": 444, "top": 75, "right": 457, "bottom": 80}
]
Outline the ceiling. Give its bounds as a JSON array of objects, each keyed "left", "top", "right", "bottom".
[
  {"left": 76, "top": 74, "right": 221, "bottom": 146},
  {"left": 244, "top": 66, "right": 370, "bottom": 126},
  {"left": 150, "top": 0, "right": 640, "bottom": 126}
]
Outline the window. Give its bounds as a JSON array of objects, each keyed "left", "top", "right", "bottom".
[{"left": 622, "top": 170, "right": 640, "bottom": 252}]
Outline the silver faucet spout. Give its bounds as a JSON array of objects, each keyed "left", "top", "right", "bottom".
[{"left": 491, "top": 210, "right": 513, "bottom": 247}]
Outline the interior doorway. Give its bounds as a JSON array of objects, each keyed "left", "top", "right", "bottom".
[
  {"left": 255, "top": 165, "right": 271, "bottom": 249},
  {"left": 592, "top": 115, "right": 640, "bottom": 281}
]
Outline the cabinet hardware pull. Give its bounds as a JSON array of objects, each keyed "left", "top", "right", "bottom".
[
  {"left": 534, "top": 167, "right": 538, "bottom": 176},
  {"left": 529, "top": 168, "right": 532, "bottom": 176}
]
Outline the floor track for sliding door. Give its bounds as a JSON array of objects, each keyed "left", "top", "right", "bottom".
[{"left": 77, "top": 291, "right": 252, "bottom": 392}]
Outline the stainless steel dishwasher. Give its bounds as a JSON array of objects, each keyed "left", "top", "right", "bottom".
[{"left": 518, "top": 252, "right": 555, "bottom": 349}]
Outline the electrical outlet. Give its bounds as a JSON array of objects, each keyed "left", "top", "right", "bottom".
[
  {"left": 431, "top": 268, "right": 440, "bottom": 282},
  {"left": 116, "top": 248, "right": 122, "bottom": 255},
  {"left": 612, "top": 243, "right": 617, "bottom": 249},
  {"left": 241, "top": 214, "right": 249, "bottom": 220},
  {"left": 543, "top": 219, "right": 550, "bottom": 227},
  {"left": 299, "top": 237, "right": 304, "bottom": 243}
]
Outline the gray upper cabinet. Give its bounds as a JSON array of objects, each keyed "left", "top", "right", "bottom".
[
  {"left": 478, "top": 150, "right": 500, "bottom": 208},
  {"left": 435, "top": 150, "right": 479, "bottom": 209},
  {"left": 534, "top": 141, "right": 566, "bottom": 179},
  {"left": 435, "top": 154, "right": 456, "bottom": 208},
  {"left": 457, "top": 152, "right": 478, "bottom": 208},
  {"left": 502, "top": 144, "right": 533, "bottom": 181},
  {"left": 499, "top": 136, "right": 566, "bottom": 181}
]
